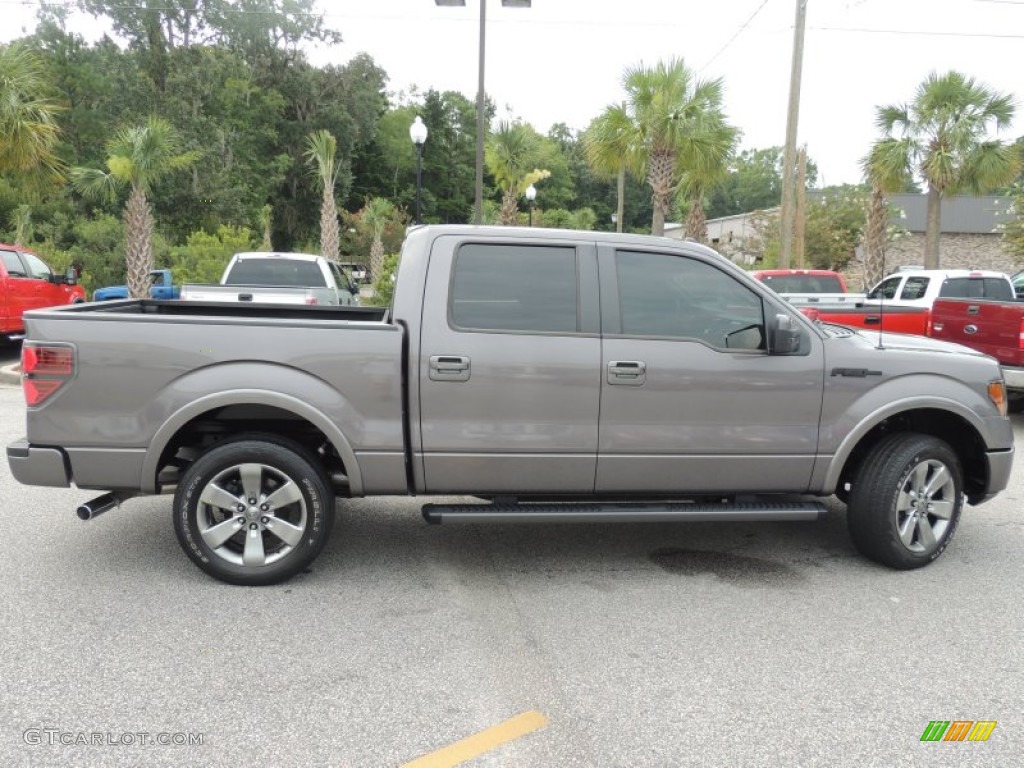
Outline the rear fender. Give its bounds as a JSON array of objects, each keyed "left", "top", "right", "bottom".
[{"left": 140, "top": 365, "right": 363, "bottom": 494}]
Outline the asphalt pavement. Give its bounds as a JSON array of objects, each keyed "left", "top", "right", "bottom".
[{"left": 1, "top": 382, "right": 1022, "bottom": 767}]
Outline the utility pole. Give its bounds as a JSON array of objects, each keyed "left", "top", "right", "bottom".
[
  {"left": 795, "top": 145, "right": 807, "bottom": 267},
  {"left": 778, "top": 0, "right": 807, "bottom": 268}
]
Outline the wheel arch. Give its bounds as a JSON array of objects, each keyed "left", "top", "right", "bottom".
[
  {"left": 141, "top": 389, "right": 363, "bottom": 496},
  {"left": 825, "top": 401, "right": 990, "bottom": 504}
]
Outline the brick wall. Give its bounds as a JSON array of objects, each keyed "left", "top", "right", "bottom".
[{"left": 843, "top": 233, "right": 1020, "bottom": 291}]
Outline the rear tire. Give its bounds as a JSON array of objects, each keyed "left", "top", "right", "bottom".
[
  {"left": 846, "top": 433, "right": 962, "bottom": 570},
  {"left": 173, "top": 436, "right": 335, "bottom": 585}
]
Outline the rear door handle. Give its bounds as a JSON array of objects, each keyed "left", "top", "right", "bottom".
[
  {"left": 429, "top": 355, "right": 471, "bottom": 382},
  {"left": 608, "top": 360, "right": 646, "bottom": 386}
]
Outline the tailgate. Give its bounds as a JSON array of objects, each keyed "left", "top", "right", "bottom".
[
  {"left": 180, "top": 284, "right": 313, "bottom": 304},
  {"left": 930, "top": 299, "right": 1024, "bottom": 367}
]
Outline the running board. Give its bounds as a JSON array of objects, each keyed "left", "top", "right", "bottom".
[{"left": 422, "top": 501, "right": 827, "bottom": 525}]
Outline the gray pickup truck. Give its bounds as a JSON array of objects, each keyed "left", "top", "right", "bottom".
[{"left": 7, "top": 226, "right": 1015, "bottom": 585}]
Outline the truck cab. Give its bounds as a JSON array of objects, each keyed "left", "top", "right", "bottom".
[{"left": 1, "top": 244, "right": 84, "bottom": 342}]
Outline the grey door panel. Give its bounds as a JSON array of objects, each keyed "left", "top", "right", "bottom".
[
  {"left": 595, "top": 245, "right": 825, "bottom": 493},
  {"left": 419, "top": 237, "right": 602, "bottom": 493}
]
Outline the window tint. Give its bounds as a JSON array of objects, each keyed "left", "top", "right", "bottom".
[
  {"left": 616, "top": 250, "right": 765, "bottom": 350},
  {"left": 20, "top": 251, "right": 51, "bottom": 280},
  {"left": 760, "top": 274, "right": 843, "bottom": 293},
  {"left": 451, "top": 244, "right": 578, "bottom": 333},
  {"left": 900, "top": 276, "right": 930, "bottom": 300},
  {"left": 940, "top": 277, "right": 1014, "bottom": 301},
  {"left": 1, "top": 250, "right": 27, "bottom": 277},
  {"left": 224, "top": 258, "right": 327, "bottom": 287},
  {"left": 869, "top": 276, "right": 901, "bottom": 299}
]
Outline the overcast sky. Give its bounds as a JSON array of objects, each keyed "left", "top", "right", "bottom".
[{"left": 3, "top": 0, "right": 1023, "bottom": 187}]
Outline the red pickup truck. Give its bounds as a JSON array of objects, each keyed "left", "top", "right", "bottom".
[
  {"left": 929, "top": 296, "right": 1024, "bottom": 409},
  {"left": 1, "top": 244, "right": 85, "bottom": 343}
]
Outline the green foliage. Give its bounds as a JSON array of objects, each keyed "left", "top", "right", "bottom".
[
  {"left": 164, "top": 225, "right": 256, "bottom": 284},
  {"left": 363, "top": 253, "right": 399, "bottom": 307},
  {"left": 743, "top": 185, "right": 870, "bottom": 271},
  {"left": 706, "top": 147, "right": 819, "bottom": 220},
  {"left": 1001, "top": 183, "right": 1024, "bottom": 264},
  {"left": 0, "top": 42, "right": 65, "bottom": 182}
]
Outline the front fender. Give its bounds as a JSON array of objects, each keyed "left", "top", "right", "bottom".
[
  {"left": 816, "top": 373, "right": 1011, "bottom": 492},
  {"left": 139, "top": 363, "right": 367, "bottom": 495}
]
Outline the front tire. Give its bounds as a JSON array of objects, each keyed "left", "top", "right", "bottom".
[
  {"left": 173, "top": 437, "right": 335, "bottom": 585},
  {"left": 846, "top": 433, "right": 963, "bottom": 570}
]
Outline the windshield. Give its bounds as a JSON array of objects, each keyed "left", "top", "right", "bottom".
[
  {"left": 224, "top": 259, "right": 327, "bottom": 287},
  {"left": 760, "top": 274, "right": 844, "bottom": 293}
]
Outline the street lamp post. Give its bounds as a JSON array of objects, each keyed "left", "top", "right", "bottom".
[
  {"left": 434, "top": 0, "right": 532, "bottom": 225},
  {"left": 524, "top": 183, "right": 536, "bottom": 227},
  {"left": 409, "top": 116, "right": 428, "bottom": 225}
]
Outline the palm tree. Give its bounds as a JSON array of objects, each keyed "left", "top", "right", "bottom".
[
  {"left": 71, "top": 118, "right": 197, "bottom": 299},
  {"left": 304, "top": 130, "right": 341, "bottom": 262},
  {"left": 862, "top": 139, "right": 913, "bottom": 289},
  {"left": 871, "top": 71, "right": 1019, "bottom": 268},
  {"left": 361, "top": 197, "right": 395, "bottom": 282},
  {"left": 485, "top": 121, "right": 550, "bottom": 225},
  {"left": 0, "top": 43, "right": 64, "bottom": 182},
  {"left": 622, "top": 58, "right": 734, "bottom": 236},
  {"left": 12, "top": 204, "right": 32, "bottom": 247},
  {"left": 258, "top": 204, "right": 273, "bottom": 251},
  {"left": 584, "top": 104, "right": 639, "bottom": 233},
  {"left": 677, "top": 116, "right": 739, "bottom": 243}
]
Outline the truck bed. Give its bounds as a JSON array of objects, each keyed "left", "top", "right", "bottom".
[
  {"left": 929, "top": 297, "right": 1024, "bottom": 392},
  {"left": 49, "top": 299, "right": 388, "bottom": 323}
]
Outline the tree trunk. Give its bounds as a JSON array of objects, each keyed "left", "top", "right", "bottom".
[
  {"left": 616, "top": 166, "right": 625, "bottom": 233},
  {"left": 499, "top": 187, "right": 519, "bottom": 226},
  {"left": 370, "top": 233, "right": 385, "bottom": 281},
  {"left": 925, "top": 185, "right": 942, "bottom": 269},
  {"left": 124, "top": 185, "right": 154, "bottom": 300},
  {"left": 684, "top": 198, "right": 707, "bottom": 244},
  {"left": 863, "top": 185, "right": 888, "bottom": 289},
  {"left": 647, "top": 149, "right": 674, "bottom": 236},
  {"left": 320, "top": 185, "right": 339, "bottom": 261}
]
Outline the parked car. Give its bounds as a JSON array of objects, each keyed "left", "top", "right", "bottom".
[
  {"left": 866, "top": 269, "right": 1013, "bottom": 307},
  {"left": 93, "top": 269, "right": 181, "bottom": 301},
  {"left": 180, "top": 252, "right": 359, "bottom": 305},
  {"left": 751, "top": 268, "right": 849, "bottom": 294},
  {"left": 7, "top": 226, "right": 1014, "bottom": 585},
  {"left": 930, "top": 296, "right": 1024, "bottom": 410},
  {"left": 1, "top": 244, "right": 84, "bottom": 343},
  {"left": 798, "top": 269, "right": 1015, "bottom": 337},
  {"left": 1011, "top": 269, "right": 1024, "bottom": 300}
]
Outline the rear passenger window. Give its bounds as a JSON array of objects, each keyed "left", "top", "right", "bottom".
[
  {"left": 451, "top": 244, "right": 578, "bottom": 333},
  {"left": 900, "top": 277, "right": 929, "bottom": 300},
  {"left": 940, "top": 278, "right": 1013, "bottom": 301},
  {"left": 1, "top": 250, "right": 27, "bottom": 277}
]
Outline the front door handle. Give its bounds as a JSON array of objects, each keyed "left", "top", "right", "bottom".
[
  {"left": 608, "top": 360, "right": 646, "bottom": 386},
  {"left": 429, "top": 355, "right": 471, "bottom": 382}
]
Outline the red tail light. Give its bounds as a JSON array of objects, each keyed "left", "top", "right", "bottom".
[
  {"left": 305, "top": 297, "right": 319, "bottom": 305},
  {"left": 22, "top": 343, "right": 75, "bottom": 406},
  {"left": 1019, "top": 317, "right": 1024, "bottom": 351}
]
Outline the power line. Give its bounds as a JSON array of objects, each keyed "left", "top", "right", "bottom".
[
  {"left": 810, "top": 25, "right": 1024, "bottom": 39},
  {"left": 699, "top": 0, "right": 773, "bottom": 73}
]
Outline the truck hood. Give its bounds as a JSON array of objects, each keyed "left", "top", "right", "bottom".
[{"left": 847, "top": 328, "right": 991, "bottom": 359}]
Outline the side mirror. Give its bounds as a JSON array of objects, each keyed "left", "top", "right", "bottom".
[
  {"left": 65, "top": 267, "right": 78, "bottom": 286},
  {"left": 770, "top": 313, "right": 803, "bottom": 355}
]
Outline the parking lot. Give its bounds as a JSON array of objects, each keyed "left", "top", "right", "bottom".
[{"left": 1, "top": 380, "right": 1022, "bottom": 767}]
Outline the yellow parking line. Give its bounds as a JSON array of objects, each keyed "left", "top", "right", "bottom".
[{"left": 400, "top": 710, "right": 549, "bottom": 768}]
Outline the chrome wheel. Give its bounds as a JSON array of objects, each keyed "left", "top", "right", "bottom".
[
  {"left": 895, "top": 459, "right": 956, "bottom": 554},
  {"left": 197, "top": 462, "right": 308, "bottom": 567}
]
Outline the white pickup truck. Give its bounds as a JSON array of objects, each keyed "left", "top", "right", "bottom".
[{"left": 180, "top": 252, "right": 359, "bottom": 306}]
